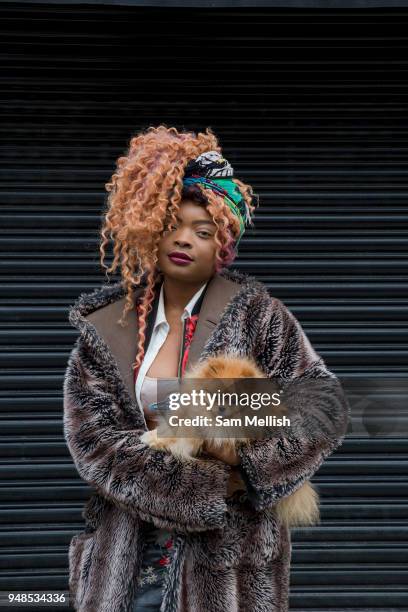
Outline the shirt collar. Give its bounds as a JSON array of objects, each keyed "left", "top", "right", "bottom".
[{"left": 154, "top": 281, "right": 207, "bottom": 330}]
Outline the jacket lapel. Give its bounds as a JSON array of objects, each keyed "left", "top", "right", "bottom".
[
  {"left": 85, "top": 287, "right": 145, "bottom": 404},
  {"left": 84, "top": 273, "right": 243, "bottom": 403},
  {"left": 183, "top": 274, "right": 242, "bottom": 374}
]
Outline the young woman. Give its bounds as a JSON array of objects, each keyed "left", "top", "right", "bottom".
[{"left": 63, "top": 125, "right": 349, "bottom": 612}]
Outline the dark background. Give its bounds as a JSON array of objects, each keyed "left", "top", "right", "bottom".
[{"left": 1, "top": 2, "right": 407, "bottom": 610}]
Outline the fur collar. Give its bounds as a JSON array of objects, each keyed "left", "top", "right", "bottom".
[{"left": 68, "top": 267, "right": 269, "bottom": 332}]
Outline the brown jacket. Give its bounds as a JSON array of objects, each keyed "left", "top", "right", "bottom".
[{"left": 63, "top": 268, "right": 350, "bottom": 611}]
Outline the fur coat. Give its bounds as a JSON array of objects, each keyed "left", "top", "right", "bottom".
[{"left": 63, "top": 268, "right": 350, "bottom": 612}]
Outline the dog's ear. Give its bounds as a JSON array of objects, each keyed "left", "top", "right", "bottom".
[
  {"left": 185, "top": 355, "right": 226, "bottom": 379},
  {"left": 202, "top": 355, "right": 229, "bottom": 377},
  {"left": 207, "top": 361, "right": 223, "bottom": 377},
  {"left": 185, "top": 353, "right": 267, "bottom": 381},
  {"left": 236, "top": 362, "right": 264, "bottom": 378}
]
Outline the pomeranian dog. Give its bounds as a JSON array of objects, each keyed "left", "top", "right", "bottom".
[{"left": 140, "top": 353, "right": 320, "bottom": 528}]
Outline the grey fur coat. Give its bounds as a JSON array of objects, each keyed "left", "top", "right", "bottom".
[{"left": 63, "top": 268, "right": 350, "bottom": 612}]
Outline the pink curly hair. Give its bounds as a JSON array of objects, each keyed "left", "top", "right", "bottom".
[{"left": 99, "top": 124, "right": 258, "bottom": 374}]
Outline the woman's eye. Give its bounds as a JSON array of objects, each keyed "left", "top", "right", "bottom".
[{"left": 163, "top": 223, "right": 210, "bottom": 237}]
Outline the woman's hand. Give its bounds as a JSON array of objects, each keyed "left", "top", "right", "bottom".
[{"left": 227, "top": 467, "right": 246, "bottom": 496}]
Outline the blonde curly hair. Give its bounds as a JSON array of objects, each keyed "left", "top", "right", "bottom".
[{"left": 100, "top": 124, "right": 258, "bottom": 374}]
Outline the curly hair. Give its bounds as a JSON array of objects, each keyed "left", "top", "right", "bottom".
[{"left": 99, "top": 124, "right": 258, "bottom": 374}]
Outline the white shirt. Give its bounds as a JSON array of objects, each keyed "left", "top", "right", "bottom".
[{"left": 135, "top": 281, "right": 208, "bottom": 418}]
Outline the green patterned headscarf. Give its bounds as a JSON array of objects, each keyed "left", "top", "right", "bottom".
[{"left": 182, "top": 150, "right": 253, "bottom": 247}]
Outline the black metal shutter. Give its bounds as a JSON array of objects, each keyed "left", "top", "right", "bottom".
[{"left": 1, "top": 3, "right": 407, "bottom": 610}]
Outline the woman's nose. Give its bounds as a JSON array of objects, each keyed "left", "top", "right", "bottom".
[{"left": 174, "top": 234, "right": 192, "bottom": 247}]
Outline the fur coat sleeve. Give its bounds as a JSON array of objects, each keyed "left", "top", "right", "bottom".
[
  {"left": 237, "top": 296, "right": 350, "bottom": 512},
  {"left": 63, "top": 336, "right": 232, "bottom": 534}
]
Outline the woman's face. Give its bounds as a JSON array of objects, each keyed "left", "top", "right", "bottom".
[{"left": 157, "top": 198, "right": 218, "bottom": 283}]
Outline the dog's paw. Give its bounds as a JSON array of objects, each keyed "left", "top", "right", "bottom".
[
  {"left": 140, "top": 429, "right": 180, "bottom": 453},
  {"left": 165, "top": 438, "right": 200, "bottom": 460},
  {"left": 140, "top": 430, "right": 202, "bottom": 460},
  {"left": 140, "top": 429, "right": 160, "bottom": 447}
]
